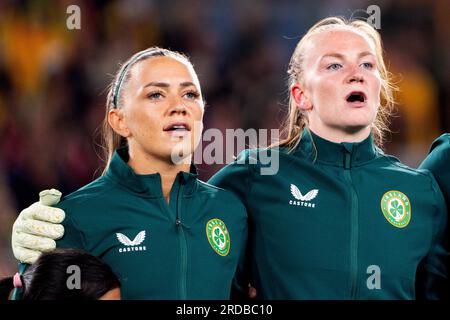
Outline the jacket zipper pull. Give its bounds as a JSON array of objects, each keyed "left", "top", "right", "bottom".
[
  {"left": 344, "top": 151, "right": 351, "bottom": 169},
  {"left": 176, "top": 219, "right": 191, "bottom": 229}
]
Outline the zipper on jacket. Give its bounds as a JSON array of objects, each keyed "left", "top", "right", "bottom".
[
  {"left": 176, "top": 181, "right": 188, "bottom": 300},
  {"left": 344, "top": 151, "right": 359, "bottom": 299}
]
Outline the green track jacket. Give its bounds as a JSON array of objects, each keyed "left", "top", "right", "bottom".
[
  {"left": 420, "top": 133, "right": 450, "bottom": 211},
  {"left": 419, "top": 133, "right": 450, "bottom": 299},
  {"left": 209, "top": 129, "right": 448, "bottom": 299},
  {"left": 55, "top": 148, "right": 248, "bottom": 299}
]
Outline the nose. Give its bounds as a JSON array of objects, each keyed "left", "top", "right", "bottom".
[
  {"left": 347, "top": 66, "right": 365, "bottom": 84},
  {"left": 168, "top": 97, "right": 188, "bottom": 116},
  {"left": 349, "top": 74, "right": 364, "bottom": 83}
]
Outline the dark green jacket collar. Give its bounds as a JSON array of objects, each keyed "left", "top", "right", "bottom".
[
  {"left": 105, "top": 147, "right": 198, "bottom": 197},
  {"left": 294, "top": 128, "right": 380, "bottom": 168}
]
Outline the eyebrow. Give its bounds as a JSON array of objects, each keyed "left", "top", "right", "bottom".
[
  {"left": 320, "top": 51, "right": 375, "bottom": 61},
  {"left": 143, "top": 81, "right": 196, "bottom": 88}
]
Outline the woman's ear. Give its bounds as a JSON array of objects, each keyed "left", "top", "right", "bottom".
[
  {"left": 291, "top": 83, "right": 312, "bottom": 111},
  {"left": 108, "top": 109, "right": 131, "bottom": 138}
]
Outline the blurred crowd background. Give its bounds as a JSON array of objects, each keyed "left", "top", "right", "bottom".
[{"left": 0, "top": 0, "right": 449, "bottom": 276}]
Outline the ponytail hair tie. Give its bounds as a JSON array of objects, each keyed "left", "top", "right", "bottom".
[{"left": 13, "top": 272, "right": 22, "bottom": 288}]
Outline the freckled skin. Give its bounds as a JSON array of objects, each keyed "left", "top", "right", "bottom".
[
  {"left": 121, "top": 56, "right": 205, "bottom": 165},
  {"left": 295, "top": 28, "right": 382, "bottom": 142}
]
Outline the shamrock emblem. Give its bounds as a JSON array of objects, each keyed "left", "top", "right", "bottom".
[
  {"left": 214, "top": 228, "right": 225, "bottom": 246},
  {"left": 389, "top": 200, "right": 404, "bottom": 221}
]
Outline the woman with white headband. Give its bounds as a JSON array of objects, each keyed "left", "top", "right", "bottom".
[{"left": 10, "top": 47, "right": 248, "bottom": 300}]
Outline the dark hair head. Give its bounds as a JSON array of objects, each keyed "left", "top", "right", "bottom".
[{"left": 0, "top": 248, "right": 120, "bottom": 300}]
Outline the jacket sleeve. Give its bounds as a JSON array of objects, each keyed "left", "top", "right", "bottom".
[
  {"left": 419, "top": 134, "right": 450, "bottom": 207},
  {"left": 230, "top": 212, "right": 251, "bottom": 300},
  {"left": 415, "top": 174, "right": 449, "bottom": 300},
  {"left": 208, "top": 150, "right": 255, "bottom": 299},
  {"left": 208, "top": 149, "right": 256, "bottom": 208},
  {"left": 55, "top": 201, "right": 87, "bottom": 251}
]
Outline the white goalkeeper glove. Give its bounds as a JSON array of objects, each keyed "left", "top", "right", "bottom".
[{"left": 12, "top": 189, "right": 65, "bottom": 264}]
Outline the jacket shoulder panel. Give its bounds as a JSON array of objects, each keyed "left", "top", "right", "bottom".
[
  {"left": 196, "top": 180, "right": 246, "bottom": 210},
  {"left": 57, "top": 175, "right": 118, "bottom": 210}
]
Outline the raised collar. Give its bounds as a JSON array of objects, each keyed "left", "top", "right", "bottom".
[
  {"left": 293, "top": 128, "right": 380, "bottom": 168},
  {"left": 105, "top": 147, "right": 198, "bottom": 197}
]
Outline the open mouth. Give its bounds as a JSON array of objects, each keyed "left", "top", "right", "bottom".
[
  {"left": 163, "top": 122, "right": 191, "bottom": 132},
  {"left": 346, "top": 91, "right": 367, "bottom": 103}
]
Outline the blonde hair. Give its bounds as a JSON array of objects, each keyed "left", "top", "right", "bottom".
[
  {"left": 101, "top": 47, "right": 193, "bottom": 174},
  {"left": 278, "top": 16, "right": 397, "bottom": 151}
]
